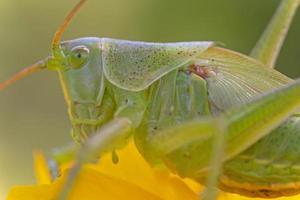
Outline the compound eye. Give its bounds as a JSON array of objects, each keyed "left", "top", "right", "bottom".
[{"left": 69, "top": 45, "right": 90, "bottom": 69}]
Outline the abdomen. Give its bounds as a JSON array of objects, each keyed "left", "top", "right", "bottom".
[
  {"left": 135, "top": 59, "right": 300, "bottom": 198},
  {"left": 220, "top": 115, "right": 300, "bottom": 198}
]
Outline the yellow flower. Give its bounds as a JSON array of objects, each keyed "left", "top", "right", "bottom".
[{"left": 6, "top": 142, "right": 300, "bottom": 200}]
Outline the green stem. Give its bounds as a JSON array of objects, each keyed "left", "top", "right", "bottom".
[{"left": 250, "top": 0, "right": 300, "bottom": 68}]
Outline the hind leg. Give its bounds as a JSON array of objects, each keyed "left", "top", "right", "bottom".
[
  {"left": 147, "top": 78, "right": 300, "bottom": 200},
  {"left": 250, "top": 0, "right": 300, "bottom": 67}
]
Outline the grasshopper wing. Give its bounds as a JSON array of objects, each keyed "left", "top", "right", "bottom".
[
  {"left": 196, "top": 47, "right": 292, "bottom": 112},
  {"left": 101, "top": 38, "right": 214, "bottom": 91}
]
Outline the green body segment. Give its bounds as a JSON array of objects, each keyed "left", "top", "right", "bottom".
[
  {"left": 221, "top": 116, "right": 300, "bottom": 197},
  {"left": 101, "top": 38, "right": 214, "bottom": 91},
  {"left": 226, "top": 116, "right": 300, "bottom": 183},
  {"left": 53, "top": 36, "right": 300, "bottom": 198},
  {"left": 135, "top": 69, "right": 212, "bottom": 165}
]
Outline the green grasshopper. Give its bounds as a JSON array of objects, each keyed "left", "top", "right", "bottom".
[{"left": 1, "top": 0, "right": 300, "bottom": 199}]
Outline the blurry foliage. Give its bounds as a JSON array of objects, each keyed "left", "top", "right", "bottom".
[{"left": 0, "top": 0, "right": 299, "bottom": 198}]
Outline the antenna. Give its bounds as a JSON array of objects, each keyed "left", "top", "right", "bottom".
[
  {"left": 0, "top": 60, "right": 47, "bottom": 91},
  {"left": 0, "top": 1, "right": 87, "bottom": 91},
  {"left": 52, "top": 0, "right": 87, "bottom": 50}
]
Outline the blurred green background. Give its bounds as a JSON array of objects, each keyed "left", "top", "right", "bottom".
[{"left": 0, "top": 0, "right": 299, "bottom": 198}]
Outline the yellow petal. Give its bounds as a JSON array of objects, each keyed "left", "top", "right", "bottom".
[
  {"left": 7, "top": 166, "right": 162, "bottom": 200},
  {"left": 94, "top": 141, "right": 199, "bottom": 200},
  {"left": 33, "top": 151, "right": 52, "bottom": 185}
]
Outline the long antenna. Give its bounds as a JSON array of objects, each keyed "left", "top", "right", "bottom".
[
  {"left": 0, "top": 60, "right": 47, "bottom": 91},
  {"left": 52, "top": 0, "right": 87, "bottom": 50},
  {"left": 0, "top": 1, "right": 87, "bottom": 91}
]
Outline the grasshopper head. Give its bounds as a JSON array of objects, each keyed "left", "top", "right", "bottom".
[
  {"left": 48, "top": 37, "right": 104, "bottom": 106},
  {"left": 47, "top": 38, "right": 110, "bottom": 142},
  {"left": 46, "top": 0, "right": 113, "bottom": 142}
]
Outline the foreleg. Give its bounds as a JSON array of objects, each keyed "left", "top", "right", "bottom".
[{"left": 57, "top": 118, "right": 132, "bottom": 200}]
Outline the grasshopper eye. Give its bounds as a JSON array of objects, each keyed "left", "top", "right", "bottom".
[{"left": 69, "top": 45, "right": 90, "bottom": 69}]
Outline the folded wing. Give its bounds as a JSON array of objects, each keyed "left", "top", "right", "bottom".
[{"left": 196, "top": 47, "right": 292, "bottom": 113}]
